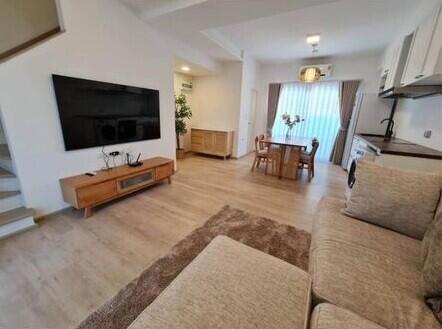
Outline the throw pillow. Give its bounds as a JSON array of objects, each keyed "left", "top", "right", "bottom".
[{"left": 343, "top": 160, "right": 441, "bottom": 239}]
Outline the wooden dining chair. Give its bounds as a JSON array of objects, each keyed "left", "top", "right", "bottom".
[
  {"left": 299, "top": 138, "right": 319, "bottom": 182},
  {"left": 258, "top": 134, "right": 267, "bottom": 151},
  {"left": 251, "top": 136, "right": 271, "bottom": 173}
]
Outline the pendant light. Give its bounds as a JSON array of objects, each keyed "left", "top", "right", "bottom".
[
  {"left": 299, "top": 34, "right": 321, "bottom": 83},
  {"left": 300, "top": 66, "right": 321, "bottom": 83}
]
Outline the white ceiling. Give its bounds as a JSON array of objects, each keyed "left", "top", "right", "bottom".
[
  {"left": 120, "top": 0, "right": 422, "bottom": 64},
  {"left": 218, "top": 0, "right": 421, "bottom": 63}
]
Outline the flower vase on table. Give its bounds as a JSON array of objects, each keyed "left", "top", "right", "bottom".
[
  {"left": 281, "top": 113, "right": 304, "bottom": 138},
  {"left": 286, "top": 126, "right": 294, "bottom": 138}
]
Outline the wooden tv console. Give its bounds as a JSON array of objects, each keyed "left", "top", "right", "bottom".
[{"left": 59, "top": 157, "right": 174, "bottom": 218}]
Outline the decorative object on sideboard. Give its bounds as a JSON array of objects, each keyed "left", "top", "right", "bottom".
[
  {"left": 175, "top": 93, "right": 192, "bottom": 159},
  {"left": 101, "top": 146, "right": 112, "bottom": 170},
  {"left": 282, "top": 113, "right": 304, "bottom": 138},
  {"left": 127, "top": 153, "right": 142, "bottom": 167}
]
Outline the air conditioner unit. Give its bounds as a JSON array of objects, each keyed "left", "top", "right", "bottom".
[
  {"left": 181, "top": 82, "right": 193, "bottom": 92},
  {"left": 299, "top": 64, "right": 333, "bottom": 78}
]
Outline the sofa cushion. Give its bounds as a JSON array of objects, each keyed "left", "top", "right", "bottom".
[
  {"left": 310, "top": 198, "right": 441, "bottom": 329},
  {"left": 310, "top": 303, "right": 386, "bottom": 329},
  {"left": 343, "top": 159, "right": 441, "bottom": 239},
  {"left": 128, "top": 235, "right": 312, "bottom": 329}
]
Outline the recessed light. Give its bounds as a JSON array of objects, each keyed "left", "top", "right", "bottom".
[
  {"left": 181, "top": 66, "right": 191, "bottom": 72},
  {"left": 306, "top": 34, "right": 321, "bottom": 45}
]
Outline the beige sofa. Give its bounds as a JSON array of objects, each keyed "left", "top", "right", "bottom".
[
  {"left": 309, "top": 197, "right": 440, "bottom": 329},
  {"left": 127, "top": 197, "right": 440, "bottom": 329},
  {"left": 127, "top": 161, "right": 441, "bottom": 328}
]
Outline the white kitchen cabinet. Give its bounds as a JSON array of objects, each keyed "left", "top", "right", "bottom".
[
  {"left": 381, "top": 44, "right": 395, "bottom": 77},
  {"left": 384, "top": 42, "right": 401, "bottom": 90},
  {"left": 401, "top": 5, "right": 442, "bottom": 86}
]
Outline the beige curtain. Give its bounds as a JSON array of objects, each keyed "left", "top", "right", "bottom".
[
  {"left": 266, "top": 83, "right": 282, "bottom": 135},
  {"left": 330, "top": 80, "right": 360, "bottom": 165}
]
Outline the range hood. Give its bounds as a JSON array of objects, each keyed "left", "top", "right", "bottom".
[{"left": 379, "top": 85, "right": 442, "bottom": 99}]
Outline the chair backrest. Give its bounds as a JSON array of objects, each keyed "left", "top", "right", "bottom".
[
  {"left": 254, "top": 136, "right": 260, "bottom": 154},
  {"left": 258, "top": 134, "right": 265, "bottom": 150},
  {"left": 310, "top": 138, "right": 319, "bottom": 158}
]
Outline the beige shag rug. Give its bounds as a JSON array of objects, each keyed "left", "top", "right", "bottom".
[{"left": 76, "top": 205, "right": 311, "bottom": 329}]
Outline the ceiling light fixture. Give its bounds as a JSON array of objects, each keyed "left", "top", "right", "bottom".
[
  {"left": 306, "top": 34, "right": 321, "bottom": 46},
  {"left": 181, "top": 66, "right": 191, "bottom": 72},
  {"left": 300, "top": 67, "right": 321, "bottom": 83}
]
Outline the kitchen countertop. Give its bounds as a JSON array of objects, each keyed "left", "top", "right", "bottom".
[{"left": 356, "top": 134, "right": 442, "bottom": 160}]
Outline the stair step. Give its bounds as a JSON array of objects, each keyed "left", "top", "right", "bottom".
[
  {"left": 0, "top": 158, "right": 14, "bottom": 173},
  {"left": 0, "top": 191, "right": 23, "bottom": 212},
  {"left": 0, "top": 207, "right": 34, "bottom": 226},
  {"left": 0, "top": 144, "right": 11, "bottom": 160},
  {"left": 0, "top": 190, "right": 20, "bottom": 200},
  {"left": 0, "top": 176, "right": 20, "bottom": 192},
  {"left": 0, "top": 167, "right": 14, "bottom": 178},
  {"left": 0, "top": 207, "right": 36, "bottom": 240}
]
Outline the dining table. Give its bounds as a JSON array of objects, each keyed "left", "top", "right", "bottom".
[{"left": 262, "top": 136, "right": 310, "bottom": 179}]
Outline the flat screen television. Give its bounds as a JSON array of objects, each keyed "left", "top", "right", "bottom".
[{"left": 52, "top": 74, "right": 160, "bottom": 151}]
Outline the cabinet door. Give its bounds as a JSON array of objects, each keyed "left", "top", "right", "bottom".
[
  {"left": 191, "top": 130, "right": 204, "bottom": 152},
  {"left": 77, "top": 180, "right": 117, "bottom": 207},
  {"left": 402, "top": 8, "right": 440, "bottom": 85},
  {"left": 384, "top": 43, "right": 401, "bottom": 90},
  {"left": 213, "top": 133, "right": 227, "bottom": 155},
  {"left": 423, "top": 6, "right": 442, "bottom": 77},
  {"left": 203, "top": 132, "right": 214, "bottom": 153},
  {"left": 156, "top": 163, "right": 173, "bottom": 180},
  {"left": 381, "top": 44, "right": 395, "bottom": 77}
]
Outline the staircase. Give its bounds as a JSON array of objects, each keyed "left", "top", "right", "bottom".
[{"left": 0, "top": 144, "right": 36, "bottom": 239}]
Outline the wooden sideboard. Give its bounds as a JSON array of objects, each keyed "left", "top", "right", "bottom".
[
  {"left": 191, "top": 128, "right": 233, "bottom": 160},
  {"left": 59, "top": 157, "right": 174, "bottom": 218}
]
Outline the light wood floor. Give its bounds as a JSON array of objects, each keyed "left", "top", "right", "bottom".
[{"left": 0, "top": 154, "right": 346, "bottom": 329}]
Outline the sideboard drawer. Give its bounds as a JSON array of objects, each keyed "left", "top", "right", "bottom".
[
  {"left": 156, "top": 163, "right": 173, "bottom": 180},
  {"left": 77, "top": 180, "right": 117, "bottom": 207}
]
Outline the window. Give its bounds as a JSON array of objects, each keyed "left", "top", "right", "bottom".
[{"left": 272, "top": 81, "right": 340, "bottom": 161}]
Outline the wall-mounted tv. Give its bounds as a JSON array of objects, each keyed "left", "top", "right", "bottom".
[{"left": 52, "top": 74, "right": 160, "bottom": 151}]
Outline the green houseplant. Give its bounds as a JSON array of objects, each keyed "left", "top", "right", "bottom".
[{"left": 175, "top": 93, "right": 192, "bottom": 159}]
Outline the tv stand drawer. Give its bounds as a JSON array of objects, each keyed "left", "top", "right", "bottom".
[
  {"left": 77, "top": 180, "right": 117, "bottom": 207},
  {"left": 156, "top": 163, "right": 173, "bottom": 180}
]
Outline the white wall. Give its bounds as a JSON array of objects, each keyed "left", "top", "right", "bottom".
[
  {"left": 237, "top": 55, "right": 260, "bottom": 157},
  {"left": 173, "top": 72, "right": 193, "bottom": 152},
  {"left": 191, "top": 61, "right": 243, "bottom": 157},
  {"left": 0, "top": 0, "right": 177, "bottom": 216},
  {"left": 255, "top": 52, "right": 381, "bottom": 138},
  {"left": 395, "top": 95, "right": 442, "bottom": 151}
]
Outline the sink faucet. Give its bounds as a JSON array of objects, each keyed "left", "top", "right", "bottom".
[{"left": 380, "top": 118, "right": 395, "bottom": 140}]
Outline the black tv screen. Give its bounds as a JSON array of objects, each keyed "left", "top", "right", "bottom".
[{"left": 52, "top": 74, "right": 160, "bottom": 151}]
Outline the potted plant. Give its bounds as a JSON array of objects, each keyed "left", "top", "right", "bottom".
[{"left": 175, "top": 93, "right": 192, "bottom": 159}]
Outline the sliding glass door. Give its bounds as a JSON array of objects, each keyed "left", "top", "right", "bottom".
[{"left": 272, "top": 81, "right": 340, "bottom": 161}]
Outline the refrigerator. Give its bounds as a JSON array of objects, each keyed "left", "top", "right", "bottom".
[{"left": 341, "top": 93, "right": 393, "bottom": 169}]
